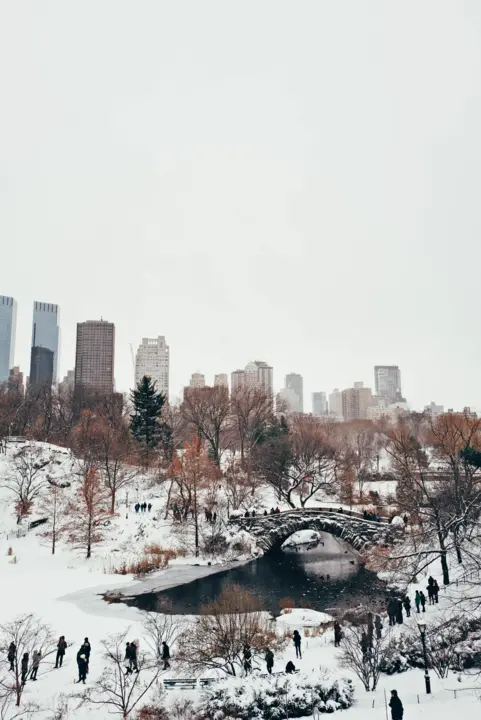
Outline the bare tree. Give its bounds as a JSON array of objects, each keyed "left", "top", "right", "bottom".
[
  {"left": 96, "top": 416, "right": 138, "bottom": 514},
  {"left": 339, "top": 624, "right": 392, "bottom": 692},
  {"left": 140, "top": 601, "right": 185, "bottom": 661},
  {"left": 38, "top": 482, "right": 70, "bottom": 555},
  {"left": 77, "top": 629, "right": 162, "bottom": 719},
  {"left": 177, "top": 585, "right": 286, "bottom": 676},
  {"left": 181, "top": 386, "right": 231, "bottom": 466},
  {"left": 2, "top": 444, "right": 49, "bottom": 523},
  {"left": 0, "top": 614, "right": 55, "bottom": 708},
  {"left": 230, "top": 387, "right": 274, "bottom": 465},
  {"left": 67, "top": 467, "right": 111, "bottom": 558}
]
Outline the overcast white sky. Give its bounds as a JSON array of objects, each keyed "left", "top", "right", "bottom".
[{"left": 1, "top": 1, "right": 480, "bottom": 410}]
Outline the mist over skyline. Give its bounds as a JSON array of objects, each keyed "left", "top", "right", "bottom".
[{"left": 1, "top": 1, "right": 481, "bottom": 410}]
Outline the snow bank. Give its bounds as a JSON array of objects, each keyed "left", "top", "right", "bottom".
[
  {"left": 282, "top": 529, "right": 321, "bottom": 547},
  {"left": 277, "top": 608, "right": 334, "bottom": 627}
]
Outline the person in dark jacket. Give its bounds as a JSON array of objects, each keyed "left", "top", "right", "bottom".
[
  {"left": 396, "top": 599, "right": 404, "bottom": 625},
  {"left": 334, "top": 621, "right": 342, "bottom": 647},
  {"left": 77, "top": 654, "right": 87, "bottom": 684},
  {"left": 55, "top": 636, "right": 67, "bottom": 668},
  {"left": 30, "top": 650, "right": 41, "bottom": 681},
  {"left": 242, "top": 644, "right": 251, "bottom": 674},
  {"left": 162, "top": 641, "right": 170, "bottom": 670},
  {"left": 293, "top": 630, "right": 302, "bottom": 659},
  {"left": 7, "top": 642, "right": 15, "bottom": 671},
  {"left": 83, "top": 638, "right": 91, "bottom": 665},
  {"left": 21, "top": 653, "right": 29, "bottom": 685},
  {"left": 374, "top": 615, "right": 383, "bottom": 639},
  {"left": 285, "top": 660, "right": 296, "bottom": 674},
  {"left": 387, "top": 599, "right": 396, "bottom": 626},
  {"left": 420, "top": 591, "right": 426, "bottom": 612},
  {"left": 125, "top": 642, "right": 133, "bottom": 674},
  {"left": 148, "top": 503, "right": 152, "bottom": 512},
  {"left": 433, "top": 579, "right": 440, "bottom": 603},
  {"left": 130, "top": 641, "right": 139, "bottom": 673},
  {"left": 415, "top": 590, "right": 421, "bottom": 613},
  {"left": 403, "top": 597, "right": 411, "bottom": 618},
  {"left": 427, "top": 583, "right": 434, "bottom": 605},
  {"left": 265, "top": 649, "right": 274, "bottom": 674},
  {"left": 389, "top": 690, "right": 403, "bottom": 720}
]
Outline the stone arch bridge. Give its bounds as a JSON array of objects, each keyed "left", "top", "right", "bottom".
[{"left": 229, "top": 508, "right": 402, "bottom": 553}]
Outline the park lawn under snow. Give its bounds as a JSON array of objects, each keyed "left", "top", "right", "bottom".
[{"left": 0, "top": 440, "right": 481, "bottom": 719}]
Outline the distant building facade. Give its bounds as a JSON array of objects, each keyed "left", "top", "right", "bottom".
[
  {"left": 0, "top": 296, "right": 17, "bottom": 383},
  {"left": 74, "top": 320, "right": 115, "bottom": 394},
  {"left": 7, "top": 366, "right": 24, "bottom": 395},
  {"left": 189, "top": 372, "right": 205, "bottom": 388},
  {"left": 231, "top": 369, "right": 246, "bottom": 394},
  {"left": 277, "top": 387, "right": 299, "bottom": 414},
  {"left": 29, "top": 346, "right": 54, "bottom": 389},
  {"left": 135, "top": 336, "right": 169, "bottom": 397},
  {"left": 341, "top": 382, "right": 373, "bottom": 421},
  {"left": 312, "top": 391, "right": 328, "bottom": 416},
  {"left": 424, "top": 401, "right": 444, "bottom": 417},
  {"left": 374, "top": 365, "right": 402, "bottom": 405},
  {"left": 285, "top": 373, "right": 303, "bottom": 413},
  {"left": 31, "top": 301, "right": 60, "bottom": 385},
  {"left": 214, "top": 373, "right": 228, "bottom": 389},
  {"left": 328, "top": 388, "right": 343, "bottom": 419},
  {"left": 59, "top": 370, "right": 75, "bottom": 394}
]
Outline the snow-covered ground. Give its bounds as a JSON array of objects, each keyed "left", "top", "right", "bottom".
[{"left": 1, "top": 440, "right": 480, "bottom": 719}]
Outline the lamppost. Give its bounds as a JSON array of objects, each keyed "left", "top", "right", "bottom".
[{"left": 418, "top": 620, "right": 431, "bottom": 694}]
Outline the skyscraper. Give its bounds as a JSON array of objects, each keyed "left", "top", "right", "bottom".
[
  {"left": 30, "top": 347, "right": 54, "bottom": 389},
  {"left": 341, "top": 382, "right": 373, "bottom": 421},
  {"left": 285, "top": 373, "right": 303, "bottom": 413},
  {"left": 31, "top": 301, "right": 60, "bottom": 385},
  {"left": 312, "top": 391, "right": 328, "bottom": 416},
  {"left": 214, "top": 373, "right": 228, "bottom": 389},
  {"left": 189, "top": 372, "right": 205, "bottom": 388},
  {"left": 135, "top": 336, "right": 169, "bottom": 397},
  {"left": 74, "top": 320, "right": 115, "bottom": 393},
  {"left": 244, "top": 361, "right": 273, "bottom": 394},
  {"left": 231, "top": 369, "right": 246, "bottom": 394},
  {"left": 328, "top": 388, "right": 343, "bottom": 419},
  {"left": 374, "top": 366, "right": 403, "bottom": 405},
  {"left": 0, "top": 296, "right": 17, "bottom": 383}
]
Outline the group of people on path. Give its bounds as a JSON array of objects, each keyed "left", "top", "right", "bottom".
[
  {"left": 8, "top": 643, "right": 44, "bottom": 684},
  {"left": 76, "top": 638, "right": 91, "bottom": 684},
  {"left": 242, "top": 630, "right": 302, "bottom": 677},
  {"left": 387, "top": 597, "right": 411, "bottom": 626},
  {"left": 204, "top": 508, "right": 217, "bottom": 523},
  {"left": 135, "top": 502, "right": 152, "bottom": 513}
]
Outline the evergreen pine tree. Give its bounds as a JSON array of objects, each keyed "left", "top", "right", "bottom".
[{"left": 130, "top": 376, "right": 166, "bottom": 451}]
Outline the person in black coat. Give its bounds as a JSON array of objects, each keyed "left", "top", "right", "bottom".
[
  {"left": 293, "top": 630, "right": 302, "bottom": 659},
  {"left": 420, "top": 591, "right": 426, "bottom": 612},
  {"left": 389, "top": 690, "right": 403, "bottom": 720},
  {"left": 334, "top": 621, "right": 342, "bottom": 647},
  {"left": 162, "top": 641, "right": 170, "bottom": 670},
  {"left": 285, "top": 660, "right": 296, "bottom": 674},
  {"left": 7, "top": 642, "right": 16, "bottom": 671},
  {"left": 77, "top": 654, "right": 87, "bottom": 684},
  {"left": 387, "top": 599, "right": 396, "bottom": 626},
  {"left": 242, "top": 644, "right": 251, "bottom": 675},
  {"left": 265, "top": 649, "right": 274, "bottom": 674},
  {"left": 396, "top": 599, "right": 404, "bottom": 625},
  {"left": 83, "top": 638, "right": 91, "bottom": 665},
  {"left": 21, "top": 653, "right": 29, "bottom": 685},
  {"left": 403, "top": 597, "right": 411, "bottom": 618},
  {"left": 55, "top": 636, "right": 67, "bottom": 668},
  {"left": 374, "top": 615, "right": 383, "bottom": 639}
]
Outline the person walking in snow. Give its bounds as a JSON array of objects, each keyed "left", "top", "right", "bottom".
[
  {"left": 148, "top": 503, "right": 152, "bottom": 512},
  {"left": 55, "top": 636, "right": 67, "bottom": 668},
  {"left": 77, "top": 654, "right": 87, "bottom": 684},
  {"left": 7, "top": 642, "right": 16, "bottom": 671},
  {"left": 427, "top": 583, "right": 434, "bottom": 605},
  {"left": 420, "top": 591, "right": 426, "bottom": 612},
  {"left": 415, "top": 590, "right": 421, "bottom": 613},
  {"left": 30, "top": 650, "right": 41, "bottom": 681},
  {"left": 243, "top": 644, "right": 252, "bottom": 675},
  {"left": 374, "top": 615, "right": 383, "bottom": 639},
  {"left": 135, "top": 503, "right": 139, "bottom": 513},
  {"left": 334, "top": 621, "right": 342, "bottom": 647},
  {"left": 265, "top": 648, "right": 274, "bottom": 674},
  {"left": 403, "top": 596, "right": 411, "bottom": 618},
  {"left": 162, "top": 641, "right": 170, "bottom": 670},
  {"left": 433, "top": 579, "right": 439, "bottom": 603},
  {"left": 389, "top": 690, "right": 404, "bottom": 720},
  {"left": 285, "top": 660, "right": 296, "bottom": 674},
  {"left": 293, "top": 630, "right": 302, "bottom": 659},
  {"left": 21, "top": 653, "right": 29, "bottom": 685},
  {"left": 387, "top": 599, "right": 396, "bottom": 626},
  {"left": 125, "top": 643, "right": 133, "bottom": 674},
  {"left": 396, "top": 599, "right": 404, "bottom": 625},
  {"left": 130, "top": 640, "right": 139, "bottom": 673}
]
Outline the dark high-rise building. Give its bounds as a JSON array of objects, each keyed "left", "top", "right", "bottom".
[
  {"left": 29, "top": 346, "right": 54, "bottom": 388},
  {"left": 31, "top": 301, "right": 60, "bottom": 384},
  {"left": 0, "top": 296, "right": 17, "bottom": 383},
  {"left": 74, "top": 320, "right": 115, "bottom": 394}
]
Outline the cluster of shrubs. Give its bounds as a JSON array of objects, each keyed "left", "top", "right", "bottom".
[
  {"left": 380, "top": 616, "right": 481, "bottom": 675},
  {"left": 195, "top": 671, "right": 354, "bottom": 719},
  {"left": 113, "top": 544, "right": 185, "bottom": 576}
]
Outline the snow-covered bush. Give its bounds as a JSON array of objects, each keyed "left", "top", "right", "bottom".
[{"left": 196, "top": 671, "right": 354, "bottom": 719}]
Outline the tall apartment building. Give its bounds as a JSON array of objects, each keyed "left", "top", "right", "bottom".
[
  {"left": 8, "top": 366, "right": 24, "bottom": 395},
  {"left": 74, "top": 320, "right": 115, "bottom": 394},
  {"left": 277, "top": 387, "right": 299, "bottom": 414},
  {"left": 0, "top": 296, "right": 17, "bottom": 383},
  {"left": 30, "top": 301, "right": 60, "bottom": 385},
  {"left": 341, "top": 381, "right": 373, "bottom": 421},
  {"left": 374, "top": 365, "right": 402, "bottom": 405},
  {"left": 328, "top": 388, "right": 343, "bottom": 419},
  {"left": 231, "top": 369, "right": 246, "bottom": 394},
  {"left": 285, "top": 373, "right": 303, "bottom": 413},
  {"left": 30, "top": 346, "right": 54, "bottom": 388},
  {"left": 189, "top": 372, "right": 205, "bottom": 388},
  {"left": 312, "top": 391, "right": 328, "bottom": 416},
  {"left": 214, "top": 373, "right": 228, "bottom": 389},
  {"left": 135, "top": 336, "right": 169, "bottom": 396},
  {"left": 59, "top": 370, "right": 75, "bottom": 394},
  {"left": 245, "top": 361, "right": 273, "bottom": 393}
]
